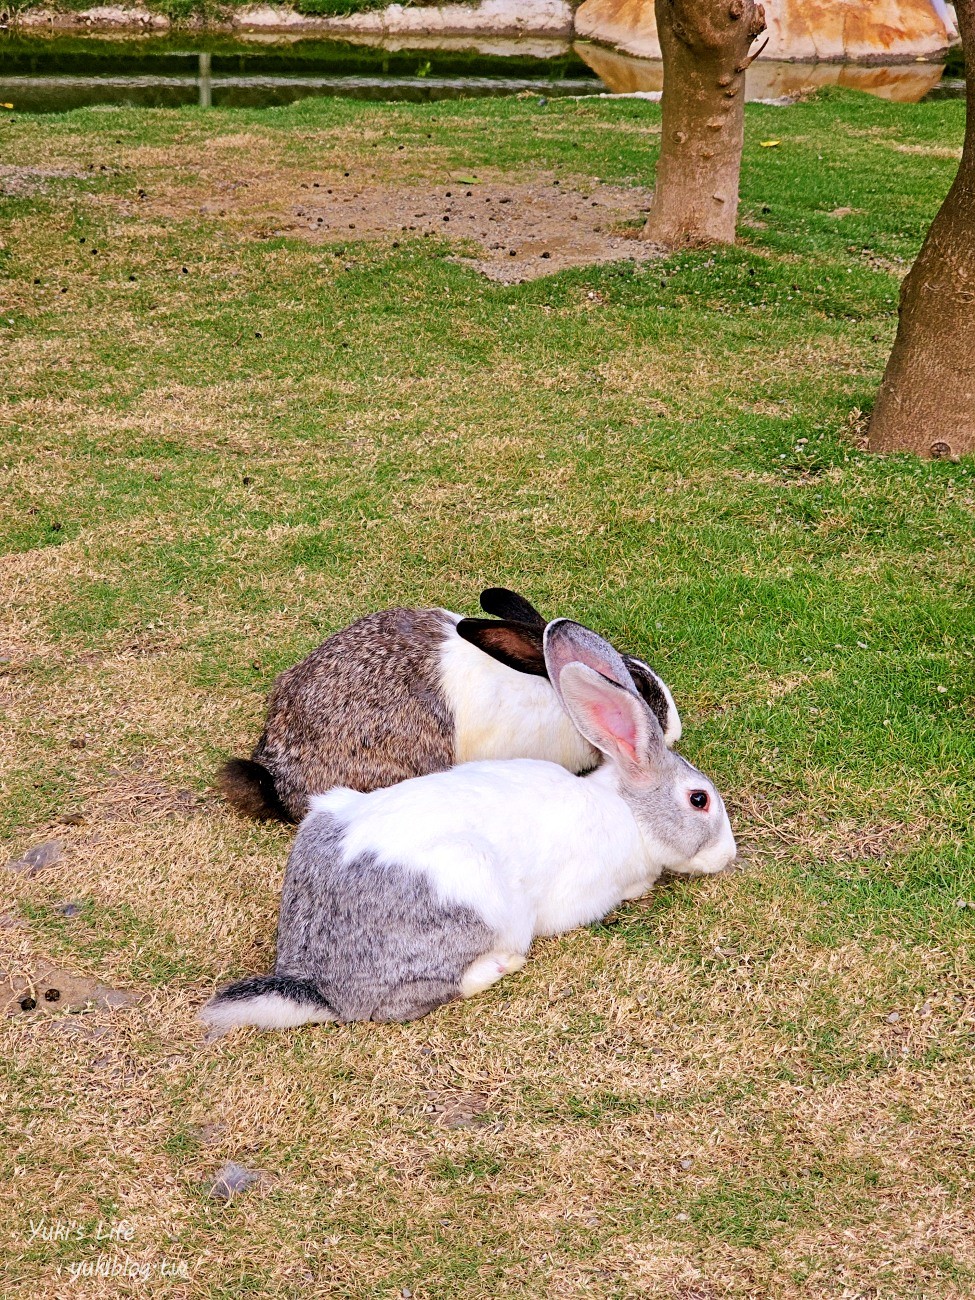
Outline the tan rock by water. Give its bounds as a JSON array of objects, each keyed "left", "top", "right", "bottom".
[
  {"left": 575, "top": 41, "right": 947, "bottom": 102},
  {"left": 235, "top": 0, "right": 573, "bottom": 37},
  {"left": 575, "top": 0, "right": 955, "bottom": 62}
]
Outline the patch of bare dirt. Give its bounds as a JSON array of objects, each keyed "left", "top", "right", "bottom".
[
  {"left": 889, "top": 142, "right": 962, "bottom": 159},
  {"left": 135, "top": 170, "right": 662, "bottom": 282},
  {"left": 278, "top": 177, "right": 662, "bottom": 281},
  {"left": 859, "top": 247, "right": 908, "bottom": 276},
  {"left": 2, "top": 958, "right": 139, "bottom": 1017},
  {"left": 0, "top": 165, "right": 87, "bottom": 197},
  {"left": 422, "top": 1089, "right": 495, "bottom": 1129},
  {"left": 81, "top": 773, "right": 199, "bottom": 825}
]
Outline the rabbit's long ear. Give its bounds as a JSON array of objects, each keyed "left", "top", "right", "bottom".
[
  {"left": 622, "top": 656, "right": 682, "bottom": 747},
  {"left": 543, "top": 619, "right": 636, "bottom": 709},
  {"left": 455, "top": 618, "right": 547, "bottom": 677},
  {"left": 479, "top": 587, "right": 547, "bottom": 629},
  {"left": 558, "top": 663, "right": 666, "bottom": 779}
]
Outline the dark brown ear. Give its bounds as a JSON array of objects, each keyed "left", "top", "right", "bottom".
[
  {"left": 455, "top": 618, "right": 548, "bottom": 677},
  {"left": 478, "top": 588, "right": 546, "bottom": 629}
]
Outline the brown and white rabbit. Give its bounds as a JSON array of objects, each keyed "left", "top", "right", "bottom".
[{"left": 218, "top": 588, "right": 680, "bottom": 823}]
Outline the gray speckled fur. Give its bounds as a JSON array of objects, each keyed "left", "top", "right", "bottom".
[
  {"left": 619, "top": 753, "right": 714, "bottom": 862},
  {"left": 265, "top": 811, "right": 495, "bottom": 1023},
  {"left": 254, "top": 608, "right": 455, "bottom": 821}
]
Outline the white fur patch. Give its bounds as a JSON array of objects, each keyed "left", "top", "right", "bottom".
[
  {"left": 460, "top": 951, "right": 528, "bottom": 997},
  {"left": 329, "top": 757, "right": 650, "bottom": 946},
  {"left": 437, "top": 621, "right": 597, "bottom": 772},
  {"left": 460, "top": 953, "right": 510, "bottom": 998},
  {"left": 199, "top": 994, "right": 336, "bottom": 1033},
  {"left": 308, "top": 786, "right": 365, "bottom": 818}
]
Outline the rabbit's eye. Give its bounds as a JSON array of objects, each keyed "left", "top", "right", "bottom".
[{"left": 689, "top": 790, "right": 710, "bottom": 811}]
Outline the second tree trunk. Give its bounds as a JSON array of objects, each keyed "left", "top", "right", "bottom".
[
  {"left": 643, "top": 0, "right": 766, "bottom": 249},
  {"left": 867, "top": 0, "right": 975, "bottom": 459}
]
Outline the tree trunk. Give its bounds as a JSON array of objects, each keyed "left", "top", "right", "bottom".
[
  {"left": 641, "top": 0, "right": 766, "bottom": 249},
  {"left": 867, "top": 0, "right": 975, "bottom": 459}
]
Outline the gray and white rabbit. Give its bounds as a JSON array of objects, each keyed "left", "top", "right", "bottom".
[
  {"left": 201, "top": 619, "right": 735, "bottom": 1033},
  {"left": 218, "top": 587, "right": 680, "bottom": 823}
]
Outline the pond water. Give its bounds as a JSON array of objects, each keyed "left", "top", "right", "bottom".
[
  {"left": 0, "top": 32, "right": 962, "bottom": 115},
  {"left": 0, "top": 34, "right": 600, "bottom": 111}
]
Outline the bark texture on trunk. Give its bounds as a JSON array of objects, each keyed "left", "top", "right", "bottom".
[
  {"left": 867, "top": 0, "right": 975, "bottom": 459},
  {"left": 641, "top": 0, "right": 766, "bottom": 249}
]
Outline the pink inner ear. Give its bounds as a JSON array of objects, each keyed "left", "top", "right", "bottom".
[{"left": 582, "top": 693, "right": 639, "bottom": 763}]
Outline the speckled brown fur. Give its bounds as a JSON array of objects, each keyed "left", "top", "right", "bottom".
[{"left": 239, "top": 607, "right": 455, "bottom": 821}]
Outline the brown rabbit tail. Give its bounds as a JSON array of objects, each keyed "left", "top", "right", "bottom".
[{"left": 218, "top": 758, "right": 293, "bottom": 823}]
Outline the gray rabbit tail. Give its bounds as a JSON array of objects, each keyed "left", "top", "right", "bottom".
[{"left": 200, "top": 975, "right": 337, "bottom": 1034}]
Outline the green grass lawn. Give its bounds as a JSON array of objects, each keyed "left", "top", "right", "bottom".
[{"left": 1, "top": 89, "right": 974, "bottom": 1298}]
